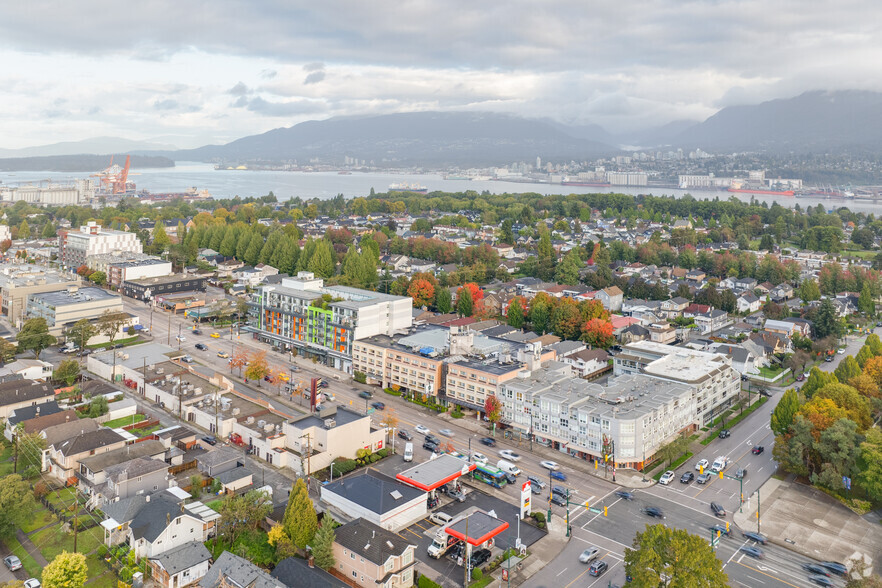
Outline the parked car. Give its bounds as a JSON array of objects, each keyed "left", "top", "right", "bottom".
[
  {"left": 448, "top": 487, "right": 466, "bottom": 502},
  {"left": 415, "top": 424, "right": 431, "bottom": 435},
  {"left": 796, "top": 373, "right": 806, "bottom": 382},
  {"left": 752, "top": 445, "right": 765, "bottom": 455},
  {"left": 742, "top": 531, "right": 767, "bottom": 545},
  {"left": 658, "top": 471, "right": 675, "bottom": 485},
  {"left": 540, "top": 460, "right": 560, "bottom": 471},
  {"left": 471, "top": 453, "right": 488, "bottom": 465},
  {"left": 550, "top": 471, "right": 567, "bottom": 481},
  {"left": 479, "top": 437, "right": 496, "bottom": 447},
  {"left": 695, "top": 459, "right": 709, "bottom": 471},
  {"left": 499, "top": 449, "right": 521, "bottom": 462},
  {"left": 642, "top": 506, "right": 664, "bottom": 518},
  {"left": 195, "top": 343, "right": 208, "bottom": 350},
  {"left": 469, "top": 549, "right": 491, "bottom": 568},
  {"left": 181, "top": 355, "right": 194, "bottom": 363},
  {"left": 825, "top": 356, "right": 834, "bottom": 362},
  {"left": 588, "top": 560, "right": 608, "bottom": 577},
  {"left": 740, "top": 546, "right": 764, "bottom": 559},
  {"left": 23, "top": 579, "right": 40, "bottom": 588},
  {"left": 398, "top": 429, "right": 413, "bottom": 441},
  {"left": 176, "top": 335, "right": 186, "bottom": 342},
  {"left": 680, "top": 472, "right": 695, "bottom": 484},
  {"left": 710, "top": 502, "right": 726, "bottom": 517},
  {"left": 427, "top": 496, "right": 440, "bottom": 509},
  {"left": 579, "top": 547, "right": 600, "bottom": 563},
  {"left": 4, "top": 555, "right": 22, "bottom": 571},
  {"left": 358, "top": 390, "right": 373, "bottom": 399},
  {"left": 370, "top": 401, "right": 385, "bottom": 410},
  {"left": 697, "top": 473, "right": 711, "bottom": 484},
  {"left": 439, "top": 428, "right": 455, "bottom": 437},
  {"left": 718, "top": 429, "right": 731, "bottom": 439},
  {"left": 614, "top": 490, "right": 633, "bottom": 500},
  {"left": 202, "top": 435, "right": 217, "bottom": 446}
]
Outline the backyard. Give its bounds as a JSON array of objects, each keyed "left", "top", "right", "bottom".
[{"left": 102, "top": 414, "right": 147, "bottom": 429}]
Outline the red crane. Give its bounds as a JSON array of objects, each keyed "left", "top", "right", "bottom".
[{"left": 92, "top": 155, "right": 135, "bottom": 194}]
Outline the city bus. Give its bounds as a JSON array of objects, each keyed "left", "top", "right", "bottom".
[{"left": 472, "top": 463, "right": 508, "bottom": 489}]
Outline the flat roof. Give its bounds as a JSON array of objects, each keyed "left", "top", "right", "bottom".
[
  {"left": 126, "top": 274, "right": 203, "bottom": 286},
  {"left": 446, "top": 511, "right": 510, "bottom": 546},
  {"left": 30, "top": 286, "right": 119, "bottom": 306},
  {"left": 396, "top": 455, "right": 476, "bottom": 492},
  {"left": 92, "top": 342, "right": 183, "bottom": 368},
  {"left": 643, "top": 349, "right": 729, "bottom": 383},
  {"left": 450, "top": 358, "right": 523, "bottom": 376}
]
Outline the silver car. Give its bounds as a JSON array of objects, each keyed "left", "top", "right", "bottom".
[{"left": 579, "top": 547, "right": 600, "bottom": 563}]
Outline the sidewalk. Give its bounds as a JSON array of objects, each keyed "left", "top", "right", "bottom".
[{"left": 734, "top": 476, "right": 882, "bottom": 570}]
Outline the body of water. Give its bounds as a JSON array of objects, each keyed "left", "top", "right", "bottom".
[{"left": 0, "top": 162, "right": 880, "bottom": 213}]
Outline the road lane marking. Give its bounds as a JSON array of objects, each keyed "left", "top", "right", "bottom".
[
  {"left": 733, "top": 561, "right": 802, "bottom": 588},
  {"left": 563, "top": 566, "right": 591, "bottom": 588},
  {"left": 556, "top": 568, "right": 568, "bottom": 577}
]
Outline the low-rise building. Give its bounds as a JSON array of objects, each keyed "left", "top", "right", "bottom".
[
  {"left": 48, "top": 427, "right": 127, "bottom": 484},
  {"left": 25, "top": 286, "right": 131, "bottom": 337},
  {"left": 59, "top": 222, "right": 143, "bottom": 270},
  {"left": 559, "top": 348, "right": 610, "bottom": 378},
  {"left": 332, "top": 518, "right": 416, "bottom": 588},
  {"left": 148, "top": 541, "right": 213, "bottom": 588},
  {"left": 0, "top": 380, "right": 55, "bottom": 420},
  {"left": 76, "top": 440, "right": 169, "bottom": 508},
  {"left": 121, "top": 274, "right": 208, "bottom": 301},
  {"left": 647, "top": 321, "right": 677, "bottom": 344},
  {"left": 0, "top": 263, "right": 81, "bottom": 326},
  {"left": 352, "top": 334, "right": 445, "bottom": 397},
  {"left": 320, "top": 471, "right": 426, "bottom": 532}
]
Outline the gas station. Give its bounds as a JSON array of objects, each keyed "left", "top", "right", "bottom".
[{"left": 396, "top": 454, "right": 477, "bottom": 496}]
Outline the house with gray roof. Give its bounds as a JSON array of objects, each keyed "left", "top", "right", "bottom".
[
  {"left": 332, "top": 518, "right": 417, "bottom": 588},
  {"left": 271, "top": 557, "right": 348, "bottom": 588},
  {"left": 0, "top": 380, "right": 54, "bottom": 420},
  {"left": 202, "top": 551, "right": 283, "bottom": 588},
  {"left": 48, "top": 427, "right": 126, "bottom": 483},
  {"left": 195, "top": 446, "right": 241, "bottom": 477},
  {"left": 148, "top": 541, "right": 212, "bottom": 588},
  {"left": 78, "top": 442, "right": 170, "bottom": 508}
]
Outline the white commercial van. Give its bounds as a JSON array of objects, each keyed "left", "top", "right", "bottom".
[
  {"left": 404, "top": 443, "right": 414, "bottom": 462},
  {"left": 497, "top": 459, "right": 521, "bottom": 476}
]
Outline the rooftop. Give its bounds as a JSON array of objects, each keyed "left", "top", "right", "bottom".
[
  {"left": 643, "top": 349, "right": 731, "bottom": 383},
  {"left": 451, "top": 358, "right": 524, "bottom": 376},
  {"left": 125, "top": 273, "right": 200, "bottom": 287},
  {"left": 289, "top": 406, "right": 364, "bottom": 430},
  {"left": 0, "top": 381, "right": 53, "bottom": 407},
  {"left": 0, "top": 264, "right": 79, "bottom": 289},
  {"left": 321, "top": 471, "right": 425, "bottom": 515},
  {"left": 78, "top": 440, "right": 166, "bottom": 473},
  {"left": 396, "top": 454, "right": 476, "bottom": 492},
  {"left": 334, "top": 518, "right": 416, "bottom": 566},
  {"left": 29, "top": 287, "right": 119, "bottom": 307},
  {"left": 92, "top": 343, "right": 184, "bottom": 369},
  {"left": 445, "top": 511, "right": 510, "bottom": 546},
  {"left": 149, "top": 541, "right": 212, "bottom": 576}
]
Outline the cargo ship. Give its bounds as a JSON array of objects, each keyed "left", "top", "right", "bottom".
[
  {"left": 727, "top": 187, "right": 795, "bottom": 196},
  {"left": 798, "top": 187, "right": 854, "bottom": 199},
  {"left": 388, "top": 183, "right": 428, "bottom": 193},
  {"left": 562, "top": 180, "right": 612, "bottom": 187}
]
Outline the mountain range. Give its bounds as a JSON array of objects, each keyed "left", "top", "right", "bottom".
[{"left": 4, "top": 90, "right": 882, "bottom": 170}]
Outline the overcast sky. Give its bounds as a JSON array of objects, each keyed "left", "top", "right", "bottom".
[{"left": 1, "top": 0, "right": 880, "bottom": 149}]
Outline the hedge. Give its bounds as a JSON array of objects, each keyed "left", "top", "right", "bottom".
[
  {"left": 418, "top": 576, "right": 442, "bottom": 588},
  {"left": 384, "top": 388, "right": 402, "bottom": 397}
]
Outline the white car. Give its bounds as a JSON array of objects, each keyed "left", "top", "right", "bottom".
[
  {"left": 499, "top": 449, "right": 521, "bottom": 462},
  {"left": 176, "top": 335, "right": 186, "bottom": 342},
  {"left": 695, "top": 459, "right": 709, "bottom": 471},
  {"left": 579, "top": 547, "right": 600, "bottom": 563},
  {"left": 414, "top": 424, "right": 431, "bottom": 435},
  {"left": 471, "top": 453, "right": 489, "bottom": 465},
  {"left": 659, "top": 471, "right": 675, "bottom": 485},
  {"left": 439, "top": 428, "right": 455, "bottom": 437},
  {"left": 540, "top": 460, "right": 560, "bottom": 471},
  {"left": 24, "top": 580, "right": 41, "bottom": 588}
]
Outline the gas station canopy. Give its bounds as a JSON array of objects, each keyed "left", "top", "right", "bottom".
[
  {"left": 445, "top": 511, "right": 510, "bottom": 546},
  {"left": 395, "top": 454, "right": 477, "bottom": 492}
]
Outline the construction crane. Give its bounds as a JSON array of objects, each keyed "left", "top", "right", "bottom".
[{"left": 92, "top": 155, "right": 137, "bottom": 194}]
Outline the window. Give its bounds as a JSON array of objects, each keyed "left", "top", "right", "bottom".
[
  {"left": 385, "top": 560, "right": 394, "bottom": 572},
  {"left": 403, "top": 550, "right": 412, "bottom": 565},
  {"left": 352, "top": 571, "right": 357, "bottom": 578},
  {"left": 350, "top": 553, "right": 355, "bottom": 560}
]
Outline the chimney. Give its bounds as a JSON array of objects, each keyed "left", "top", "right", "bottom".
[
  {"left": 166, "top": 512, "right": 170, "bottom": 525},
  {"left": 307, "top": 556, "right": 314, "bottom": 569}
]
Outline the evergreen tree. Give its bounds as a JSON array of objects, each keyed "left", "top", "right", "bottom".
[
  {"left": 236, "top": 231, "right": 252, "bottom": 260},
  {"left": 308, "top": 240, "right": 336, "bottom": 278},
  {"left": 857, "top": 344, "right": 874, "bottom": 369},
  {"left": 456, "top": 286, "right": 474, "bottom": 317},
  {"left": 312, "top": 517, "right": 337, "bottom": 570},
  {"left": 219, "top": 228, "right": 238, "bottom": 257},
  {"left": 283, "top": 478, "right": 318, "bottom": 549},
  {"left": 18, "top": 220, "right": 30, "bottom": 240},
  {"left": 759, "top": 234, "right": 775, "bottom": 251},
  {"left": 507, "top": 298, "right": 525, "bottom": 328},
  {"left": 342, "top": 245, "right": 360, "bottom": 285},
  {"left": 260, "top": 231, "right": 283, "bottom": 265},
  {"left": 537, "top": 226, "right": 555, "bottom": 281},
  {"left": 798, "top": 279, "right": 821, "bottom": 303},
  {"left": 296, "top": 238, "right": 317, "bottom": 271},
  {"left": 209, "top": 224, "right": 226, "bottom": 251},
  {"left": 815, "top": 298, "right": 842, "bottom": 339},
  {"left": 244, "top": 235, "right": 263, "bottom": 266},
  {"left": 529, "top": 299, "right": 551, "bottom": 334},
  {"left": 771, "top": 388, "right": 800, "bottom": 436},
  {"left": 834, "top": 355, "right": 861, "bottom": 384},
  {"left": 859, "top": 283, "right": 875, "bottom": 316},
  {"left": 41, "top": 221, "right": 56, "bottom": 238},
  {"left": 436, "top": 287, "right": 452, "bottom": 313},
  {"left": 555, "top": 249, "right": 581, "bottom": 286},
  {"left": 357, "top": 251, "right": 378, "bottom": 289}
]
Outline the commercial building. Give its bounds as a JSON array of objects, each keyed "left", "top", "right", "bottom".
[
  {"left": 0, "top": 183, "right": 85, "bottom": 206},
  {"left": 0, "top": 263, "right": 81, "bottom": 326},
  {"left": 26, "top": 286, "right": 131, "bottom": 337},
  {"left": 86, "top": 252, "right": 172, "bottom": 288},
  {"left": 607, "top": 172, "right": 648, "bottom": 186},
  {"left": 320, "top": 471, "right": 427, "bottom": 532},
  {"left": 248, "top": 272, "right": 412, "bottom": 373},
  {"left": 121, "top": 274, "right": 207, "bottom": 301},
  {"left": 614, "top": 341, "right": 741, "bottom": 426},
  {"left": 500, "top": 364, "right": 694, "bottom": 468},
  {"left": 59, "top": 221, "right": 143, "bottom": 270},
  {"left": 445, "top": 358, "right": 523, "bottom": 412},
  {"left": 352, "top": 333, "right": 446, "bottom": 397}
]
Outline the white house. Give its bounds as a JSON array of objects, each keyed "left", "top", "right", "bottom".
[
  {"left": 736, "top": 293, "right": 761, "bottom": 314},
  {"left": 560, "top": 349, "right": 610, "bottom": 378}
]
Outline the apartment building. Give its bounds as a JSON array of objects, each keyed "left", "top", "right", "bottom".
[
  {"left": 352, "top": 335, "right": 445, "bottom": 397},
  {"left": 26, "top": 286, "right": 130, "bottom": 337},
  {"left": 0, "top": 263, "right": 81, "bottom": 325},
  {"left": 445, "top": 358, "right": 524, "bottom": 412},
  {"left": 59, "top": 221, "right": 143, "bottom": 270},
  {"left": 500, "top": 365, "right": 694, "bottom": 468},
  {"left": 248, "top": 272, "right": 412, "bottom": 373}
]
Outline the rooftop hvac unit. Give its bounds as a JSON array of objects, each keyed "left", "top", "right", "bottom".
[
  {"left": 148, "top": 365, "right": 155, "bottom": 370},
  {"left": 194, "top": 387, "right": 202, "bottom": 395},
  {"left": 257, "top": 419, "right": 266, "bottom": 428},
  {"left": 264, "top": 423, "right": 274, "bottom": 433},
  {"left": 245, "top": 416, "right": 255, "bottom": 424},
  {"left": 324, "top": 419, "right": 336, "bottom": 429},
  {"left": 275, "top": 424, "right": 282, "bottom": 433},
  {"left": 231, "top": 407, "right": 240, "bottom": 415},
  {"left": 156, "top": 368, "right": 164, "bottom": 375}
]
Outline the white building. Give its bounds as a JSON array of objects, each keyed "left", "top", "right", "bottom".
[
  {"left": 500, "top": 363, "right": 695, "bottom": 469},
  {"left": 0, "top": 184, "right": 81, "bottom": 206},
  {"left": 59, "top": 222, "right": 143, "bottom": 270},
  {"left": 607, "top": 172, "right": 648, "bottom": 186},
  {"left": 320, "top": 471, "right": 427, "bottom": 532}
]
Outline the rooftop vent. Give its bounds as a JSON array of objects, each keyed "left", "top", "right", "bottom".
[
  {"left": 323, "top": 419, "right": 336, "bottom": 429},
  {"left": 390, "top": 490, "right": 403, "bottom": 500}
]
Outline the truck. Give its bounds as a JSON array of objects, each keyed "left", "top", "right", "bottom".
[
  {"left": 427, "top": 534, "right": 461, "bottom": 559},
  {"left": 711, "top": 456, "right": 730, "bottom": 474}
]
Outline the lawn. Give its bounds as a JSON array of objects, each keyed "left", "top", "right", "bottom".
[
  {"left": 206, "top": 498, "right": 224, "bottom": 512},
  {"left": 136, "top": 423, "right": 164, "bottom": 435},
  {"left": 653, "top": 452, "right": 693, "bottom": 480},
  {"left": 102, "top": 414, "right": 146, "bottom": 429},
  {"left": 47, "top": 486, "right": 79, "bottom": 509},
  {"left": 0, "top": 444, "right": 14, "bottom": 476},
  {"left": 757, "top": 366, "right": 784, "bottom": 378},
  {"left": 86, "top": 335, "right": 141, "bottom": 350},
  {"left": 21, "top": 508, "right": 56, "bottom": 534},
  {"left": 6, "top": 533, "right": 42, "bottom": 579},
  {"left": 87, "top": 573, "right": 118, "bottom": 588},
  {"left": 30, "top": 522, "right": 103, "bottom": 562}
]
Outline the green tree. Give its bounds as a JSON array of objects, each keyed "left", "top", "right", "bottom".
[
  {"left": 859, "top": 283, "right": 876, "bottom": 316},
  {"left": 798, "top": 279, "right": 821, "bottom": 303},
  {"left": 15, "top": 429, "right": 46, "bottom": 473},
  {"left": 773, "top": 415, "right": 815, "bottom": 477},
  {"left": 624, "top": 524, "right": 728, "bottom": 587},
  {"left": 17, "top": 318, "right": 56, "bottom": 359},
  {"left": 857, "top": 345, "right": 874, "bottom": 369},
  {"left": 529, "top": 298, "right": 551, "bottom": 334},
  {"left": 868, "top": 334, "right": 882, "bottom": 356},
  {"left": 42, "top": 551, "right": 88, "bottom": 588},
  {"left": 283, "top": 478, "right": 318, "bottom": 549},
  {"left": 311, "top": 517, "right": 338, "bottom": 570},
  {"left": 435, "top": 287, "right": 452, "bottom": 313},
  {"left": 507, "top": 298, "right": 525, "bottom": 328},
  {"left": 0, "top": 474, "right": 36, "bottom": 539},
  {"left": 554, "top": 249, "right": 581, "bottom": 286},
  {"left": 0, "top": 339, "right": 16, "bottom": 364},
  {"left": 456, "top": 286, "right": 474, "bottom": 317},
  {"left": 244, "top": 234, "right": 263, "bottom": 267},
  {"left": 217, "top": 489, "right": 272, "bottom": 547},
  {"left": 18, "top": 220, "right": 30, "bottom": 240},
  {"left": 834, "top": 356, "right": 862, "bottom": 384},
  {"left": 858, "top": 428, "right": 882, "bottom": 503},
  {"left": 812, "top": 418, "right": 862, "bottom": 489},
  {"left": 88, "top": 271, "right": 106, "bottom": 286},
  {"left": 53, "top": 359, "right": 80, "bottom": 386},
  {"left": 152, "top": 222, "right": 171, "bottom": 253},
  {"left": 41, "top": 221, "right": 56, "bottom": 239},
  {"left": 307, "top": 240, "right": 336, "bottom": 278},
  {"left": 815, "top": 298, "right": 842, "bottom": 339},
  {"left": 802, "top": 366, "right": 838, "bottom": 399},
  {"left": 771, "top": 388, "right": 800, "bottom": 436},
  {"left": 96, "top": 310, "right": 130, "bottom": 347},
  {"left": 537, "top": 226, "right": 555, "bottom": 281},
  {"left": 759, "top": 234, "right": 775, "bottom": 251}
]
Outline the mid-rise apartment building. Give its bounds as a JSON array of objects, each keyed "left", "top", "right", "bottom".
[
  {"left": 446, "top": 358, "right": 524, "bottom": 412},
  {"left": 59, "top": 221, "right": 143, "bottom": 270},
  {"left": 614, "top": 341, "right": 740, "bottom": 426},
  {"left": 500, "top": 364, "right": 694, "bottom": 468},
  {"left": 247, "top": 272, "right": 412, "bottom": 373},
  {"left": 352, "top": 335, "right": 445, "bottom": 397}
]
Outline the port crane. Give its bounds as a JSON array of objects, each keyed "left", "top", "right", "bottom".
[{"left": 92, "top": 155, "right": 137, "bottom": 194}]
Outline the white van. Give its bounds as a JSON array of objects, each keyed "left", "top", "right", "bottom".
[
  {"left": 404, "top": 443, "right": 414, "bottom": 462},
  {"left": 497, "top": 459, "right": 521, "bottom": 476},
  {"left": 429, "top": 512, "right": 453, "bottom": 526}
]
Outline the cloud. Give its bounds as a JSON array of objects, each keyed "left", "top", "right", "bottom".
[
  {"left": 153, "top": 99, "right": 179, "bottom": 110},
  {"left": 303, "top": 71, "right": 325, "bottom": 85},
  {"left": 259, "top": 69, "right": 277, "bottom": 79},
  {"left": 239, "top": 96, "right": 328, "bottom": 117},
  {"left": 303, "top": 62, "right": 324, "bottom": 72},
  {"left": 227, "top": 82, "right": 251, "bottom": 96}
]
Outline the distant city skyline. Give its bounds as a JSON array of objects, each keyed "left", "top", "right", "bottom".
[{"left": 1, "top": 1, "right": 880, "bottom": 149}]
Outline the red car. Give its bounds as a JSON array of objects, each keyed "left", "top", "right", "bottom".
[{"left": 752, "top": 445, "right": 764, "bottom": 455}]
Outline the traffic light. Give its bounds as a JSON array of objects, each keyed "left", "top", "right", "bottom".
[
  {"left": 725, "top": 522, "right": 730, "bottom": 532},
  {"left": 603, "top": 506, "right": 608, "bottom": 516},
  {"left": 719, "top": 471, "right": 724, "bottom": 479}
]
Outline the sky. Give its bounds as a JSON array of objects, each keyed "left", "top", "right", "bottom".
[{"left": 1, "top": 0, "right": 880, "bottom": 149}]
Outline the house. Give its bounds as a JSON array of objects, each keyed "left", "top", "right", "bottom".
[
  {"left": 560, "top": 349, "right": 610, "bottom": 378},
  {"left": 0, "top": 380, "right": 55, "bottom": 420},
  {"left": 272, "top": 557, "right": 348, "bottom": 588},
  {"left": 780, "top": 318, "right": 812, "bottom": 337},
  {"left": 733, "top": 277, "right": 758, "bottom": 293},
  {"left": 332, "top": 518, "right": 417, "bottom": 588},
  {"left": 618, "top": 323, "right": 649, "bottom": 344},
  {"left": 195, "top": 446, "right": 242, "bottom": 477},
  {"left": 737, "top": 293, "right": 761, "bottom": 314},
  {"left": 647, "top": 321, "right": 677, "bottom": 344},
  {"left": 214, "top": 467, "right": 253, "bottom": 494},
  {"left": 4, "top": 405, "right": 76, "bottom": 442},
  {"left": 764, "top": 319, "right": 801, "bottom": 337},
  {"left": 48, "top": 427, "right": 127, "bottom": 484},
  {"left": 232, "top": 265, "right": 262, "bottom": 286},
  {"left": 771, "top": 283, "right": 794, "bottom": 301},
  {"left": 201, "top": 551, "right": 283, "bottom": 588},
  {"left": 76, "top": 440, "right": 169, "bottom": 508},
  {"left": 694, "top": 309, "right": 731, "bottom": 335},
  {"left": 100, "top": 490, "right": 219, "bottom": 558},
  {"left": 711, "top": 344, "right": 759, "bottom": 375},
  {"left": 148, "top": 541, "right": 213, "bottom": 588},
  {"left": 408, "top": 259, "right": 436, "bottom": 274},
  {"left": 596, "top": 286, "right": 623, "bottom": 312},
  {"left": 683, "top": 303, "right": 711, "bottom": 318},
  {"left": 0, "top": 359, "right": 53, "bottom": 381},
  {"left": 660, "top": 297, "right": 689, "bottom": 319},
  {"left": 685, "top": 269, "right": 707, "bottom": 282},
  {"left": 382, "top": 255, "right": 409, "bottom": 272}
]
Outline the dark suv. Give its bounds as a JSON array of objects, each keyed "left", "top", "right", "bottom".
[
  {"left": 470, "top": 548, "right": 491, "bottom": 568},
  {"left": 588, "top": 560, "right": 608, "bottom": 577}
]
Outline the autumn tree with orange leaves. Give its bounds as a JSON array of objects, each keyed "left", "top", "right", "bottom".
[
  {"left": 456, "top": 283, "right": 484, "bottom": 317},
  {"left": 245, "top": 350, "right": 269, "bottom": 385},
  {"left": 408, "top": 278, "right": 435, "bottom": 308},
  {"left": 230, "top": 347, "right": 250, "bottom": 375},
  {"left": 581, "top": 318, "right": 615, "bottom": 349}
]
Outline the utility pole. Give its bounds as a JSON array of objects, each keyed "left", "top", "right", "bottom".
[
  {"left": 463, "top": 515, "right": 470, "bottom": 588},
  {"left": 73, "top": 507, "right": 79, "bottom": 552},
  {"left": 167, "top": 311, "right": 172, "bottom": 346}
]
